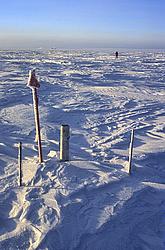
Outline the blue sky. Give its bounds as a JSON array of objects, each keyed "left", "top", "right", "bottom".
[{"left": 0, "top": 0, "right": 165, "bottom": 49}]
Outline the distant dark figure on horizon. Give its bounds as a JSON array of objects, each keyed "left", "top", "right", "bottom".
[{"left": 115, "top": 51, "right": 119, "bottom": 59}]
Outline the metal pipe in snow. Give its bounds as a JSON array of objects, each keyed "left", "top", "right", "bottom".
[
  {"left": 18, "top": 142, "right": 22, "bottom": 186},
  {"left": 128, "top": 129, "right": 134, "bottom": 174}
]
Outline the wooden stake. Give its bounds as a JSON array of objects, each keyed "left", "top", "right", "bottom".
[
  {"left": 128, "top": 129, "right": 134, "bottom": 174},
  {"left": 60, "top": 125, "right": 70, "bottom": 161},
  {"left": 32, "top": 88, "right": 43, "bottom": 163},
  {"left": 18, "top": 142, "right": 22, "bottom": 186}
]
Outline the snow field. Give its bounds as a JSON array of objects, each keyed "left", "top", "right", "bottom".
[{"left": 0, "top": 49, "right": 165, "bottom": 249}]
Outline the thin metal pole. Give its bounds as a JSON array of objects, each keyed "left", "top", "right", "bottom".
[
  {"left": 128, "top": 129, "right": 134, "bottom": 174},
  {"left": 18, "top": 142, "right": 22, "bottom": 186},
  {"left": 32, "top": 88, "right": 43, "bottom": 163}
]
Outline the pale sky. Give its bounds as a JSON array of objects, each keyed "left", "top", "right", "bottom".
[{"left": 0, "top": 0, "right": 165, "bottom": 49}]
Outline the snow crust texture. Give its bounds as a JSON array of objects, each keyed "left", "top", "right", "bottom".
[{"left": 0, "top": 49, "right": 165, "bottom": 249}]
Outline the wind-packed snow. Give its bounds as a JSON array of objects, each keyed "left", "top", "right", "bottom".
[{"left": 0, "top": 49, "right": 165, "bottom": 250}]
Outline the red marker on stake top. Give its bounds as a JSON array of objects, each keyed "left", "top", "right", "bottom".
[{"left": 27, "top": 69, "right": 40, "bottom": 89}]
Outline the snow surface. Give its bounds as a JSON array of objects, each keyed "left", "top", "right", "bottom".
[{"left": 0, "top": 49, "right": 165, "bottom": 249}]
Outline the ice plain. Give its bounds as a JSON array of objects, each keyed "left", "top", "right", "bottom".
[{"left": 0, "top": 49, "right": 165, "bottom": 249}]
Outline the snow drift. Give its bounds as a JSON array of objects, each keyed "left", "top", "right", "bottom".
[{"left": 0, "top": 49, "right": 165, "bottom": 249}]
